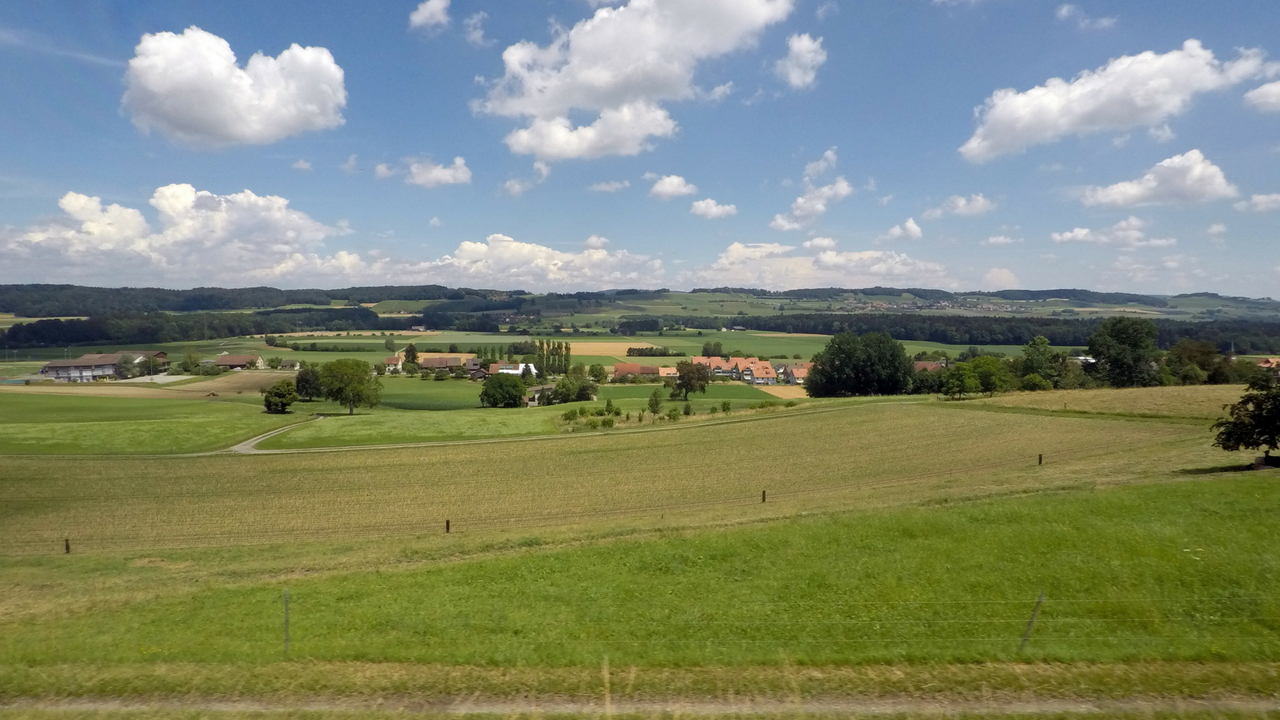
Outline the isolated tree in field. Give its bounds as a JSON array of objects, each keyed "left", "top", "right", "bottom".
[
  {"left": 806, "top": 332, "right": 913, "bottom": 397},
  {"left": 319, "top": 359, "right": 382, "bottom": 415},
  {"left": 648, "top": 387, "right": 663, "bottom": 415},
  {"left": 384, "top": 338, "right": 396, "bottom": 352},
  {"left": 402, "top": 343, "right": 418, "bottom": 365},
  {"left": 114, "top": 355, "right": 137, "bottom": 380},
  {"left": 480, "top": 373, "right": 527, "bottom": 408},
  {"left": 588, "top": 363, "right": 608, "bottom": 384},
  {"left": 295, "top": 366, "right": 321, "bottom": 400},
  {"left": 1088, "top": 317, "right": 1161, "bottom": 387},
  {"left": 261, "top": 379, "right": 299, "bottom": 414},
  {"left": 1212, "top": 370, "right": 1280, "bottom": 460},
  {"left": 671, "top": 361, "right": 711, "bottom": 400}
]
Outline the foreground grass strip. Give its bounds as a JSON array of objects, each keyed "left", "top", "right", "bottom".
[
  {"left": 2, "top": 662, "right": 1279, "bottom": 701},
  {"left": 3, "top": 479, "right": 1275, "bottom": 667}
]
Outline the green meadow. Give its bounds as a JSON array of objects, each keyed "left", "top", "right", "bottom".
[{"left": 0, "top": 393, "right": 300, "bottom": 455}]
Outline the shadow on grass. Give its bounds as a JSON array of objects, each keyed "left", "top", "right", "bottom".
[{"left": 1175, "top": 464, "right": 1254, "bottom": 476}]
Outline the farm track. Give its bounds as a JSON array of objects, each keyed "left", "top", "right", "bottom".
[{"left": 4, "top": 695, "right": 1280, "bottom": 716}]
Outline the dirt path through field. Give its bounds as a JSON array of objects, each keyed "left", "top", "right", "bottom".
[
  {"left": 4, "top": 696, "right": 1277, "bottom": 716},
  {"left": 759, "top": 385, "right": 809, "bottom": 399}
]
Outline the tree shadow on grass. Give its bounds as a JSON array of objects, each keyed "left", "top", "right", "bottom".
[{"left": 1174, "top": 464, "right": 1255, "bottom": 476}]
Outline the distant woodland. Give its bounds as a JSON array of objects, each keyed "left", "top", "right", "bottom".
[{"left": 2, "top": 284, "right": 1279, "bottom": 353}]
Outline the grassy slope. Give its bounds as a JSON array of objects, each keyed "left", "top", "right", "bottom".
[
  {"left": 1, "top": 401, "right": 1216, "bottom": 555},
  {"left": 0, "top": 476, "right": 1275, "bottom": 667},
  {"left": 0, "top": 394, "right": 300, "bottom": 455},
  {"left": 974, "top": 385, "right": 1242, "bottom": 420}
]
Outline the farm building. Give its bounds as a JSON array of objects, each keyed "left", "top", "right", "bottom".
[
  {"left": 39, "top": 351, "right": 169, "bottom": 382},
  {"left": 913, "top": 361, "right": 945, "bottom": 373},
  {"left": 214, "top": 355, "right": 264, "bottom": 370},
  {"left": 489, "top": 362, "right": 537, "bottom": 376},
  {"left": 1257, "top": 358, "right": 1280, "bottom": 369},
  {"left": 524, "top": 384, "right": 557, "bottom": 407},
  {"left": 741, "top": 362, "right": 777, "bottom": 385},
  {"left": 614, "top": 363, "right": 660, "bottom": 378},
  {"left": 420, "top": 357, "right": 464, "bottom": 370},
  {"left": 691, "top": 356, "right": 735, "bottom": 376},
  {"left": 384, "top": 356, "right": 403, "bottom": 372}
]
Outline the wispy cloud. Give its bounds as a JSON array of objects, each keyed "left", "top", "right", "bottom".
[{"left": 0, "top": 25, "right": 124, "bottom": 67}]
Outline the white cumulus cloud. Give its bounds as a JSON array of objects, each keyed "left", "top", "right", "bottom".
[
  {"left": 982, "top": 267, "right": 1022, "bottom": 289},
  {"left": 292, "top": 160, "right": 312, "bottom": 171},
  {"left": 122, "top": 26, "right": 346, "bottom": 146},
  {"left": 405, "top": 157, "right": 472, "bottom": 188},
  {"left": 474, "top": 0, "right": 794, "bottom": 161},
  {"left": 1051, "top": 216, "right": 1176, "bottom": 248},
  {"left": 770, "top": 153, "right": 853, "bottom": 232},
  {"left": 410, "top": 0, "right": 450, "bottom": 29},
  {"left": 1234, "top": 194, "right": 1280, "bottom": 212},
  {"left": 1245, "top": 81, "right": 1280, "bottom": 111},
  {"left": 649, "top": 174, "right": 697, "bottom": 199},
  {"left": 960, "top": 40, "right": 1273, "bottom": 163},
  {"left": 803, "top": 237, "right": 836, "bottom": 249},
  {"left": 879, "top": 217, "right": 922, "bottom": 241},
  {"left": 681, "top": 242, "right": 949, "bottom": 289},
  {"left": 774, "top": 33, "right": 826, "bottom": 89},
  {"left": 983, "top": 235, "right": 1022, "bottom": 246},
  {"left": 1081, "top": 150, "right": 1238, "bottom": 207},
  {"left": 690, "top": 198, "right": 737, "bottom": 218},
  {"left": 922, "top": 194, "right": 996, "bottom": 220},
  {"left": 0, "top": 186, "right": 671, "bottom": 290},
  {"left": 803, "top": 146, "right": 838, "bottom": 180},
  {"left": 374, "top": 163, "right": 398, "bottom": 179}
]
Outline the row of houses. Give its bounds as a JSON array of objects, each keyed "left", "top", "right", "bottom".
[
  {"left": 609, "top": 357, "right": 812, "bottom": 386},
  {"left": 690, "top": 356, "right": 813, "bottom": 386},
  {"left": 384, "top": 355, "right": 540, "bottom": 381},
  {"left": 38, "top": 352, "right": 268, "bottom": 381}
]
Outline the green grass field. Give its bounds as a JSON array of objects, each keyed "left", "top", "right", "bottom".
[
  {"left": 1, "top": 384, "right": 1274, "bottom": 712},
  {"left": 3, "top": 477, "right": 1273, "bottom": 668},
  {"left": 0, "top": 393, "right": 301, "bottom": 455}
]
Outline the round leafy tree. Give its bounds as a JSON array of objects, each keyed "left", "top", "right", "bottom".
[
  {"left": 480, "top": 373, "right": 527, "bottom": 408},
  {"left": 806, "top": 332, "right": 912, "bottom": 397},
  {"left": 261, "top": 379, "right": 299, "bottom": 414},
  {"left": 1213, "top": 370, "right": 1280, "bottom": 461}
]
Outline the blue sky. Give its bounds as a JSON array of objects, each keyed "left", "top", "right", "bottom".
[{"left": 0, "top": 0, "right": 1277, "bottom": 295}]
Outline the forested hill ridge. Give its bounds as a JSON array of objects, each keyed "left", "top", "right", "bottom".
[
  {"left": 0, "top": 284, "right": 520, "bottom": 317},
  {"left": 3, "top": 284, "right": 1280, "bottom": 352},
  {"left": 3, "top": 283, "right": 1279, "bottom": 318}
]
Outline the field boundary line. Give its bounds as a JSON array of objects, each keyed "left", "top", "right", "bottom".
[{"left": 228, "top": 400, "right": 926, "bottom": 456}]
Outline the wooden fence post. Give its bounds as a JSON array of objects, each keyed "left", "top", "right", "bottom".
[
  {"left": 1018, "top": 591, "right": 1045, "bottom": 654},
  {"left": 283, "top": 588, "right": 290, "bottom": 657}
]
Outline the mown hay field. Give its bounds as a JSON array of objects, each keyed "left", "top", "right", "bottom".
[
  {"left": 0, "top": 402, "right": 1216, "bottom": 555},
  {"left": 973, "top": 385, "right": 1243, "bottom": 419}
]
